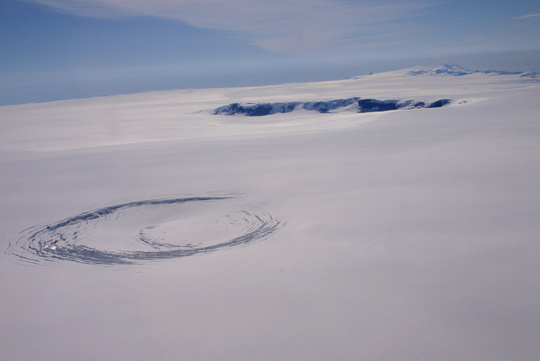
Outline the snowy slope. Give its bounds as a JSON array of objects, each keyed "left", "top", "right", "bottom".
[
  {"left": 1, "top": 65, "right": 540, "bottom": 361},
  {"left": 406, "top": 64, "right": 539, "bottom": 77}
]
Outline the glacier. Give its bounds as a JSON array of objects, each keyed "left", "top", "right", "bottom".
[
  {"left": 1, "top": 65, "right": 539, "bottom": 361},
  {"left": 407, "top": 63, "right": 539, "bottom": 77}
]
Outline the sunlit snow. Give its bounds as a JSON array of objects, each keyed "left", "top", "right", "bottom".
[{"left": 1, "top": 65, "right": 539, "bottom": 361}]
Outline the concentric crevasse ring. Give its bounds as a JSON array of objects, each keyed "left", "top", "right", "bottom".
[{"left": 11, "top": 196, "right": 283, "bottom": 265}]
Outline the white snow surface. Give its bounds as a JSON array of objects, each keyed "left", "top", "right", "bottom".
[{"left": 1, "top": 65, "right": 540, "bottom": 360}]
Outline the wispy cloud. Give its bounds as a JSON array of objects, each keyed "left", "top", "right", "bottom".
[
  {"left": 28, "top": 0, "right": 432, "bottom": 54},
  {"left": 516, "top": 13, "right": 540, "bottom": 19}
]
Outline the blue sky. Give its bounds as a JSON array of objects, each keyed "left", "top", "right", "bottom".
[{"left": 1, "top": 0, "right": 539, "bottom": 105}]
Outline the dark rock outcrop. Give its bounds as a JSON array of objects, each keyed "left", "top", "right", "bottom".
[{"left": 214, "top": 97, "right": 451, "bottom": 116}]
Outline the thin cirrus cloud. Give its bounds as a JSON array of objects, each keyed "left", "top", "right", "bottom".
[
  {"left": 516, "top": 12, "right": 540, "bottom": 19},
  {"left": 27, "top": 0, "right": 433, "bottom": 54}
]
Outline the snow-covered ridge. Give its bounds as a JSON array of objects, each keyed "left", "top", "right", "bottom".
[
  {"left": 407, "top": 64, "right": 538, "bottom": 78},
  {"left": 213, "top": 98, "right": 451, "bottom": 116}
]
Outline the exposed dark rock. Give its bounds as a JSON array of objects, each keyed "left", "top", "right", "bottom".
[
  {"left": 427, "top": 99, "right": 451, "bottom": 108},
  {"left": 213, "top": 97, "right": 451, "bottom": 116},
  {"left": 302, "top": 98, "right": 358, "bottom": 113},
  {"left": 214, "top": 102, "right": 301, "bottom": 116},
  {"left": 407, "top": 64, "right": 535, "bottom": 77}
]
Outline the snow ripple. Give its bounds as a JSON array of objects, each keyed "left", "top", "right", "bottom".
[{"left": 10, "top": 197, "right": 283, "bottom": 265}]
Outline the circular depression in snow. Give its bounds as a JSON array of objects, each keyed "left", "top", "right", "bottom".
[{"left": 11, "top": 197, "right": 283, "bottom": 265}]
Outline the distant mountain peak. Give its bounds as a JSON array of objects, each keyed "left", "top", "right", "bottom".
[{"left": 407, "top": 64, "right": 537, "bottom": 78}]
